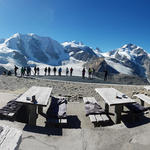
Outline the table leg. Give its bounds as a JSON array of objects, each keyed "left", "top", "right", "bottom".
[
  {"left": 140, "top": 100, "right": 144, "bottom": 106},
  {"left": 115, "top": 105, "right": 122, "bottom": 124},
  {"left": 27, "top": 105, "right": 38, "bottom": 126},
  {"left": 38, "top": 106, "right": 43, "bottom": 114},
  {"left": 105, "top": 103, "right": 109, "bottom": 114}
]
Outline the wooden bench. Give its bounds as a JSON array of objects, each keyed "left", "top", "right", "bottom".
[
  {"left": 0, "top": 100, "right": 23, "bottom": 121},
  {"left": 83, "top": 97, "right": 109, "bottom": 125},
  {"left": 0, "top": 124, "right": 22, "bottom": 150},
  {"left": 125, "top": 102, "right": 149, "bottom": 113},
  {"left": 46, "top": 96, "right": 68, "bottom": 126},
  {"left": 125, "top": 102, "right": 149, "bottom": 122},
  {"left": 133, "top": 94, "right": 150, "bottom": 106}
]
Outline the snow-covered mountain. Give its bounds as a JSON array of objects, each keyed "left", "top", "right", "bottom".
[
  {"left": 90, "top": 43, "right": 150, "bottom": 78},
  {"left": 0, "top": 33, "right": 150, "bottom": 80},
  {"left": 62, "top": 41, "right": 99, "bottom": 61},
  {"left": 0, "top": 33, "right": 69, "bottom": 69}
]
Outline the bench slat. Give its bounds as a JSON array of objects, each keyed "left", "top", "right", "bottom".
[
  {"left": 95, "top": 115, "right": 103, "bottom": 122},
  {"left": 0, "top": 125, "right": 22, "bottom": 150},
  {"left": 89, "top": 115, "right": 97, "bottom": 122},
  {"left": 59, "top": 119, "right": 67, "bottom": 124},
  {"left": 100, "top": 114, "right": 109, "bottom": 121},
  {"left": 84, "top": 97, "right": 109, "bottom": 124},
  {"left": 134, "top": 94, "right": 150, "bottom": 105}
]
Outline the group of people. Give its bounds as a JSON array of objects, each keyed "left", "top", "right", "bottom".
[
  {"left": 13, "top": 65, "right": 108, "bottom": 81},
  {"left": 43, "top": 67, "right": 73, "bottom": 76},
  {"left": 82, "top": 67, "right": 95, "bottom": 79},
  {"left": 14, "top": 66, "right": 40, "bottom": 77},
  {"left": 82, "top": 67, "right": 108, "bottom": 81},
  {"left": 14, "top": 65, "right": 74, "bottom": 77}
]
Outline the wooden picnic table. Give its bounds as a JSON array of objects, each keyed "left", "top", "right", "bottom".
[
  {"left": 0, "top": 124, "right": 22, "bottom": 150},
  {"left": 95, "top": 88, "right": 135, "bottom": 124},
  {"left": 16, "top": 86, "right": 52, "bottom": 126}
]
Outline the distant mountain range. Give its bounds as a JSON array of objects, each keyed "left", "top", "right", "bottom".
[
  {"left": 98, "top": 43, "right": 150, "bottom": 79},
  {"left": 0, "top": 33, "right": 150, "bottom": 80}
]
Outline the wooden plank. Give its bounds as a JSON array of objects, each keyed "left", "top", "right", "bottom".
[
  {"left": 134, "top": 94, "right": 150, "bottom": 105},
  {"left": 0, "top": 127, "right": 10, "bottom": 146},
  {"left": 16, "top": 86, "right": 52, "bottom": 106},
  {"left": 35, "top": 86, "right": 52, "bottom": 106},
  {"left": 95, "top": 88, "right": 135, "bottom": 106},
  {"left": 60, "top": 119, "right": 67, "bottom": 124},
  {"left": 100, "top": 114, "right": 109, "bottom": 121},
  {"left": 95, "top": 114, "right": 103, "bottom": 122},
  {"left": 83, "top": 97, "right": 110, "bottom": 123},
  {"left": 0, "top": 125, "right": 22, "bottom": 150},
  {"left": 89, "top": 115, "right": 97, "bottom": 122}
]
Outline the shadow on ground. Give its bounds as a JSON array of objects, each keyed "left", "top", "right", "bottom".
[
  {"left": 121, "top": 113, "right": 150, "bottom": 128},
  {"left": 45, "top": 115, "right": 81, "bottom": 129},
  {"left": 23, "top": 125, "right": 63, "bottom": 136}
]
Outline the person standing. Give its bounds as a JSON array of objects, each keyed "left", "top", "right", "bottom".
[
  {"left": 58, "top": 67, "right": 62, "bottom": 76},
  {"left": 14, "top": 65, "right": 18, "bottom": 76},
  {"left": 88, "top": 68, "right": 92, "bottom": 79},
  {"left": 36, "top": 67, "right": 40, "bottom": 75},
  {"left": 48, "top": 67, "right": 51, "bottom": 76},
  {"left": 27, "top": 66, "right": 31, "bottom": 76},
  {"left": 34, "top": 66, "right": 37, "bottom": 76},
  {"left": 66, "top": 67, "right": 69, "bottom": 76},
  {"left": 92, "top": 68, "right": 95, "bottom": 78},
  {"left": 29, "top": 66, "right": 31, "bottom": 76},
  {"left": 82, "top": 68, "right": 86, "bottom": 79},
  {"left": 70, "top": 67, "right": 73, "bottom": 76},
  {"left": 44, "top": 67, "right": 47, "bottom": 76},
  {"left": 104, "top": 70, "right": 108, "bottom": 81},
  {"left": 53, "top": 67, "right": 57, "bottom": 76},
  {"left": 21, "top": 67, "right": 25, "bottom": 77}
]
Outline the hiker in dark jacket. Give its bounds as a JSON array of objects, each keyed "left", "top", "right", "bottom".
[
  {"left": 48, "top": 67, "right": 51, "bottom": 76},
  {"left": 92, "top": 68, "right": 95, "bottom": 78},
  {"left": 44, "top": 67, "right": 47, "bottom": 76},
  {"left": 53, "top": 67, "right": 57, "bottom": 76},
  {"left": 58, "top": 67, "right": 62, "bottom": 76},
  {"left": 27, "top": 66, "right": 31, "bottom": 76},
  {"left": 104, "top": 70, "right": 108, "bottom": 81},
  {"left": 34, "top": 66, "right": 37, "bottom": 76},
  {"left": 82, "top": 68, "right": 86, "bottom": 79},
  {"left": 21, "top": 67, "right": 25, "bottom": 77},
  {"left": 14, "top": 65, "right": 18, "bottom": 76},
  {"left": 36, "top": 67, "right": 39, "bottom": 75}
]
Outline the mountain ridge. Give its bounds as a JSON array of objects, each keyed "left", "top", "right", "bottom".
[{"left": 0, "top": 33, "right": 150, "bottom": 81}]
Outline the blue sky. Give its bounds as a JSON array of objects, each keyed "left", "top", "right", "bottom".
[{"left": 0, "top": 0, "right": 150, "bottom": 52}]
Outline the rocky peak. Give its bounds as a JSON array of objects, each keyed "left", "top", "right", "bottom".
[{"left": 121, "top": 43, "right": 137, "bottom": 50}]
